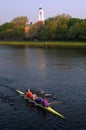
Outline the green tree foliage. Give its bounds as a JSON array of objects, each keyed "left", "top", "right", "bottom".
[
  {"left": 26, "top": 21, "right": 44, "bottom": 40},
  {"left": 0, "top": 14, "right": 86, "bottom": 41},
  {"left": 68, "top": 18, "right": 86, "bottom": 41},
  {"left": 67, "top": 18, "right": 82, "bottom": 28},
  {"left": 56, "top": 24, "right": 68, "bottom": 40},
  {"left": 0, "top": 22, "right": 14, "bottom": 40},
  {"left": 68, "top": 23, "right": 81, "bottom": 40},
  {"left": 78, "top": 20, "right": 86, "bottom": 40},
  {"left": 0, "top": 16, "right": 28, "bottom": 40},
  {"left": 44, "top": 21, "right": 57, "bottom": 40},
  {"left": 11, "top": 16, "right": 28, "bottom": 26},
  {"left": 27, "top": 14, "right": 71, "bottom": 41}
]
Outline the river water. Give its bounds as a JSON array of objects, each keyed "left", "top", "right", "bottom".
[{"left": 0, "top": 45, "right": 86, "bottom": 130}]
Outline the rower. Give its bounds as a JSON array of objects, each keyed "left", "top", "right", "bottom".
[
  {"left": 31, "top": 93, "right": 38, "bottom": 101},
  {"left": 26, "top": 89, "right": 32, "bottom": 98},
  {"left": 42, "top": 97, "right": 49, "bottom": 107},
  {"left": 35, "top": 95, "right": 43, "bottom": 104}
]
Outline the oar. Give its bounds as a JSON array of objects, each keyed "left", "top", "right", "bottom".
[
  {"left": 16, "top": 89, "right": 24, "bottom": 95},
  {"left": 49, "top": 101, "right": 64, "bottom": 105},
  {"left": 44, "top": 93, "right": 52, "bottom": 97}
]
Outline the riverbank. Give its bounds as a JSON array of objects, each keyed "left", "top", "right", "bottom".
[{"left": 0, "top": 41, "right": 86, "bottom": 48}]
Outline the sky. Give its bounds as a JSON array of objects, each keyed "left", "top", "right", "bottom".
[{"left": 0, "top": 0, "right": 86, "bottom": 24}]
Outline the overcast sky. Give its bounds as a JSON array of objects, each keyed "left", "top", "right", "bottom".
[{"left": 0, "top": 0, "right": 86, "bottom": 24}]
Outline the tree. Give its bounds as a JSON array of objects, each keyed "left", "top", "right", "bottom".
[
  {"left": 44, "top": 21, "right": 57, "bottom": 40},
  {"left": 78, "top": 20, "right": 86, "bottom": 40},
  {"left": 0, "top": 16, "right": 27, "bottom": 41},
  {"left": 11, "top": 16, "right": 29, "bottom": 27},
  {"left": 56, "top": 23, "right": 68, "bottom": 40},
  {"left": 68, "top": 22, "right": 81, "bottom": 40},
  {"left": 45, "top": 14, "right": 71, "bottom": 41},
  {"left": 26, "top": 21, "right": 44, "bottom": 40},
  {"left": 67, "top": 18, "right": 82, "bottom": 28},
  {"left": 11, "top": 16, "right": 28, "bottom": 40},
  {"left": 0, "top": 22, "right": 14, "bottom": 40},
  {"left": 0, "top": 22, "right": 13, "bottom": 31}
]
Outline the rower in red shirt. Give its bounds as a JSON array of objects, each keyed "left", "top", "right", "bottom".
[{"left": 26, "top": 89, "right": 32, "bottom": 98}]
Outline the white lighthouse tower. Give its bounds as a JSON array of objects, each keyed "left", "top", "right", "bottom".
[{"left": 38, "top": 6, "right": 45, "bottom": 23}]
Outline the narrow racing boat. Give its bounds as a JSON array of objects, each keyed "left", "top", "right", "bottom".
[{"left": 16, "top": 89, "right": 65, "bottom": 119}]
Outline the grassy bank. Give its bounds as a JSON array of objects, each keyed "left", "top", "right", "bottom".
[{"left": 0, "top": 41, "right": 86, "bottom": 48}]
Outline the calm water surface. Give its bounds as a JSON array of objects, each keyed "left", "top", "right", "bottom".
[{"left": 0, "top": 45, "right": 86, "bottom": 130}]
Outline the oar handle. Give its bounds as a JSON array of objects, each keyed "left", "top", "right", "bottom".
[{"left": 50, "top": 101, "right": 64, "bottom": 104}]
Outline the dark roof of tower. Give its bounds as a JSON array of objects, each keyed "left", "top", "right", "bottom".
[{"left": 39, "top": 7, "right": 42, "bottom": 10}]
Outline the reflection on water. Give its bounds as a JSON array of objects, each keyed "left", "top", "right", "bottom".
[{"left": 0, "top": 44, "right": 86, "bottom": 130}]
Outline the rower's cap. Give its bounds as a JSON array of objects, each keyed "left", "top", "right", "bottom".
[{"left": 28, "top": 89, "right": 30, "bottom": 91}]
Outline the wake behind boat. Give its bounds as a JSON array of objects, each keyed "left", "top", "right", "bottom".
[{"left": 16, "top": 89, "right": 65, "bottom": 119}]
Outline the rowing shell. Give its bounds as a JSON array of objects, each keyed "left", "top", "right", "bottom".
[{"left": 16, "top": 89, "right": 65, "bottom": 119}]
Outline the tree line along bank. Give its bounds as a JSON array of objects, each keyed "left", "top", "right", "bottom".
[{"left": 0, "top": 14, "right": 86, "bottom": 41}]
